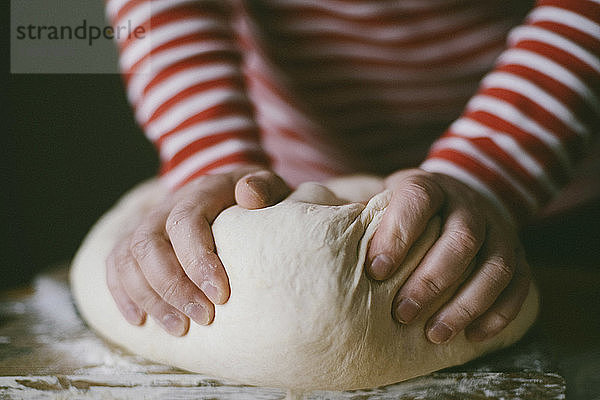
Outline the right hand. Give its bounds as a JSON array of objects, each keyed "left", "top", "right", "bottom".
[{"left": 106, "top": 166, "right": 290, "bottom": 336}]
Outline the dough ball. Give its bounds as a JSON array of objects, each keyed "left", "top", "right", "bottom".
[{"left": 70, "top": 178, "right": 539, "bottom": 390}]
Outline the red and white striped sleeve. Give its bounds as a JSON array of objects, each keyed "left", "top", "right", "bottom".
[
  {"left": 421, "top": 0, "right": 599, "bottom": 224},
  {"left": 105, "top": 0, "right": 269, "bottom": 190}
]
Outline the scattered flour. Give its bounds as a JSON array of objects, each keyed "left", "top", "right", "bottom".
[{"left": 0, "top": 270, "right": 564, "bottom": 399}]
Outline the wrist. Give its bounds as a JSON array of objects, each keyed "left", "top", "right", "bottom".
[{"left": 419, "top": 160, "right": 517, "bottom": 227}]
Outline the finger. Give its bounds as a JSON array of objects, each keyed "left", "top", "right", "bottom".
[
  {"left": 119, "top": 238, "right": 190, "bottom": 336},
  {"left": 167, "top": 184, "right": 240, "bottom": 305},
  {"left": 131, "top": 212, "right": 215, "bottom": 326},
  {"left": 367, "top": 173, "right": 445, "bottom": 280},
  {"left": 392, "top": 207, "right": 485, "bottom": 324},
  {"left": 425, "top": 226, "right": 517, "bottom": 344},
  {"left": 106, "top": 240, "right": 146, "bottom": 325},
  {"left": 235, "top": 170, "right": 291, "bottom": 209},
  {"left": 465, "top": 250, "right": 531, "bottom": 342}
]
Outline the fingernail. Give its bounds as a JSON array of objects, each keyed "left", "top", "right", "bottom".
[
  {"left": 201, "top": 281, "right": 223, "bottom": 304},
  {"left": 246, "top": 177, "right": 269, "bottom": 200},
  {"left": 427, "top": 321, "right": 453, "bottom": 344},
  {"left": 162, "top": 313, "right": 185, "bottom": 336},
  {"left": 370, "top": 254, "right": 394, "bottom": 280},
  {"left": 395, "top": 298, "right": 421, "bottom": 324},
  {"left": 184, "top": 302, "right": 210, "bottom": 325}
]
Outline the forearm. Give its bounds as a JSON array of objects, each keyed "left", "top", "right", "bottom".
[
  {"left": 421, "top": 0, "right": 599, "bottom": 224},
  {"left": 107, "top": 0, "right": 269, "bottom": 190}
]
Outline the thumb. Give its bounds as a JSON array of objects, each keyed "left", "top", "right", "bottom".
[
  {"left": 235, "top": 170, "right": 291, "bottom": 209},
  {"left": 366, "top": 172, "right": 444, "bottom": 280}
]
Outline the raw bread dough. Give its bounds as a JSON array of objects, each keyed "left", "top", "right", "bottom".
[{"left": 70, "top": 177, "right": 539, "bottom": 391}]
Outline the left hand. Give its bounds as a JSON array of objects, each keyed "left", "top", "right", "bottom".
[{"left": 366, "top": 168, "right": 531, "bottom": 344}]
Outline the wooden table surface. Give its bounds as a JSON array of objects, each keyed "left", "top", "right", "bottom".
[{"left": 0, "top": 260, "right": 596, "bottom": 399}]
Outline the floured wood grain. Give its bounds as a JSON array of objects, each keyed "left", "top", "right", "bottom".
[
  {"left": 0, "top": 266, "right": 565, "bottom": 399},
  {"left": 0, "top": 372, "right": 565, "bottom": 399}
]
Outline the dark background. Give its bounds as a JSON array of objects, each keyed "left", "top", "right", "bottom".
[
  {"left": 6, "top": 74, "right": 158, "bottom": 289},
  {"left": 5, "top": 73, "right": 600, "bottom": 290}
]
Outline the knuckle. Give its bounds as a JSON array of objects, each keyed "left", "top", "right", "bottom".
[
  {"left": 455, "top": 299, "right": 479, "bottom": 322},
  {"left": 418, "top": 274, "right": 445, "bottom": 298},
  {"left": 165, "top": 203, "right": 195, "bottom": 236},
  {"left": 106, "top": 243, "right": 130, "bottom": 274},
  {"left": 488, "top": 309, "right": 513, "bottom": 328},
  {"left": 402, "top": 176, "right": 436, "bottom": 209},
  {"left": 130, "top": 229, "right": 164, "bottom": 260},
  {"left": 481, "top": 256, "right": 515, "bottom": 288},
  {"left": 157, "top": 278, "right": 186, "bottom": 305},
  {"left": 459, "top": 210, "right": 485, "bottom": 235},
  {"left": 405, "top": 175, "right": 443, "bottom": 203},
  {"left": 183, "top": 255, "right": 210, "bottom": 276},
  {"left": 137, "top": 292, "right": 161, "bottom": 314},
  {"left": 389, "top": 229, "right": 409, "bottom": 254},
  {"left": 445, "top": 229, "right": 480, "bottom": 256}
]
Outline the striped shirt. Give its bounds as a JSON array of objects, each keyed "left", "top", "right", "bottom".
[{"left": 106, "top": 0, "right": 600, "bottom": 223}]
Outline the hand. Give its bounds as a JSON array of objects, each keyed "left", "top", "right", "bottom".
[
  {"left": 106, "top": 166, "right": 290, "bottom": 336},
  {"left": 366, "top": 169, "right": 531, "bottom": 344}
]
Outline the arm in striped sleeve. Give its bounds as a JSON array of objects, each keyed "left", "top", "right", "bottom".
[
  {"left": 421, "top": 0, "right": 600, "bottom": 224},
  {"left": 106, "top": 0, "right": 269, "bottom": 190}
]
